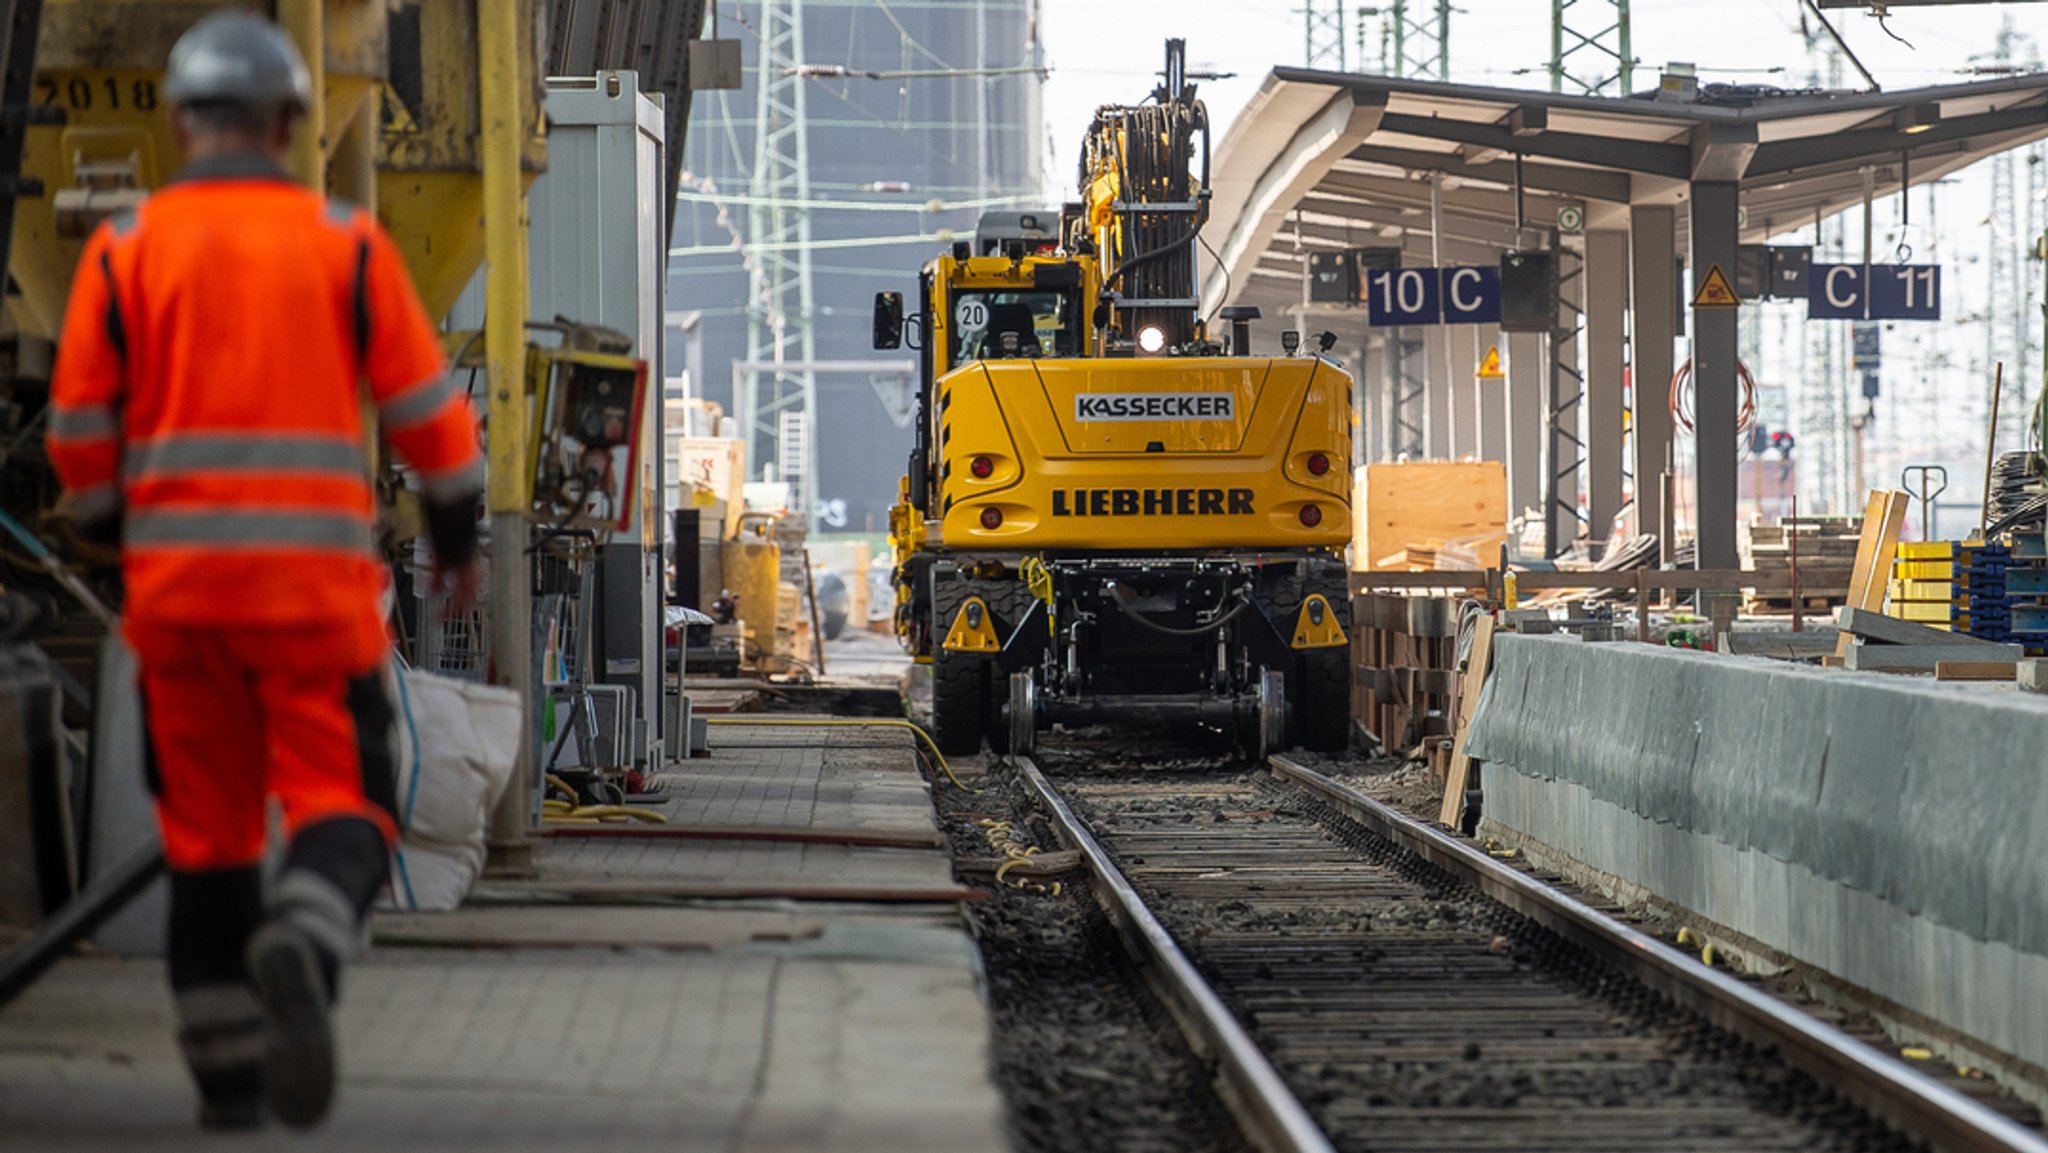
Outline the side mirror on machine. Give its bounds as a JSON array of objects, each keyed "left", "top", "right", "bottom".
[{"left": 872, "top": 292, "right": 904, "bottom": 350}]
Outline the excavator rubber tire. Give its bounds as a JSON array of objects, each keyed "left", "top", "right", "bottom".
[{"left": 928, "top": 578, "right": 987, "bottom": 755}]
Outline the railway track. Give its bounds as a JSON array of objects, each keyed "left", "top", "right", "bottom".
[{"left": 1014, "top": 751, "right": 2048, "bottom": 1153}]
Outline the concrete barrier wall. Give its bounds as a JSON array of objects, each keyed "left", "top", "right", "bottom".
[{"left": 1466, "top": 635, "right": 2048, "bottom": 1074}]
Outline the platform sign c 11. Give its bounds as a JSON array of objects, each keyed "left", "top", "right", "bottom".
[
  {"left": 1808, "top": 263, "right": 1940, "bottom": 321},
  {"left": 1868, "top": 264, "right": 1940, "bottom": 320}
]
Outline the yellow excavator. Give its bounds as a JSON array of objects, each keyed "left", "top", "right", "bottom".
[{"left": 874, "top": 40, "right": 1354, "bottom": 757}]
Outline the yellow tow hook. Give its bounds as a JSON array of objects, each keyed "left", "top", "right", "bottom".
[
  {"left": 1291, "top": 593, "right": 1347, "bottom": 649},
  {"left": 943, "top": 596, "right": 1002, "bottom": 653}
]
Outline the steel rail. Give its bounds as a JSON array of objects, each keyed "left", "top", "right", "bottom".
[
  {"left": 1015, "top": 757, "right": 1337, "bottom": 1153},
  {"left": 1268, "top": 754, "right": 2048, "bottom": 1153}
]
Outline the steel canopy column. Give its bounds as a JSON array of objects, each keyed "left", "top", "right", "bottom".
[
  {"left": 1629, "top": 206, "right": 1677, "bottom": 547},
  {"left": 480, "top": 0, "right": 534, "bottom": 874},
  {"left": 1689, "top": 182, "right": 1741, "bottom": 570},
  {"left": 1476, "top": 325, "right": 1507, "bottom": 467},
  {"left": 1546, "top": 249, "right": 1585, "bottom": 557},
  {"left": 1356, "top": 333, "right": 1380, "bottom": 464},
  {"left": 1450, "top": 327, "right": 1479, "bottom": 459},
  {"left": 1390, "top": 330, "right": 1426, "bottom": 459},
  {"left": 1428, "top": 171, "right": 1451, "bottom": 459},
  {"left": 1585, "top": 230, "right": 1628, "bottom": 550},
  {"left": 1426, "top": 329, "right": 1452, "bottom": 458},
  {"left": 1506, "top": 332, "right": 1545, "bottom": 523}
]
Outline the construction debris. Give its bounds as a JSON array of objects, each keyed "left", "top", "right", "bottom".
[{"left": 1743, "top": 515, "right": 1861, "bottom": 615}]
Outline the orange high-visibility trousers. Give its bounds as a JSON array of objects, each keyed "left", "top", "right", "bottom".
[{"left": 128, "top": 619, "right": 398, "bottom": 873}]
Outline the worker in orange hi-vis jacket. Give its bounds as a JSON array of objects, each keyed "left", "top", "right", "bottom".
[{"left": 44, "top": 11, "right": 484, "bottom": 1133}]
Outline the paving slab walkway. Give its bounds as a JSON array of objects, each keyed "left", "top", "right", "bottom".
[{"left": 0, "top": 719, "right": 1008, "bottom": 1152}]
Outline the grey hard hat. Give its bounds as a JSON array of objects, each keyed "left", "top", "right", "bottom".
[{"left": 162, "top": 10, "right": 313, "bottom": 112}]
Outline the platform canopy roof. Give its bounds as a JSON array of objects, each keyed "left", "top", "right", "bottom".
[{"left": 1201, "top": 67, "right": 2048, "bottom": 320}]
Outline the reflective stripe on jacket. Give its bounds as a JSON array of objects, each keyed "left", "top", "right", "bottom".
[{"left": 48, "top": 153, "right": 482, "bottom": 628}]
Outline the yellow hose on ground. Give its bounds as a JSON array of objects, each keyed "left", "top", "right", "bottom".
[
  {"left": 703, "top": 716, "right": 972, "bottom": 792},
  {"left": 978, "top": 817, "right": 1059, "bottom": 895},
  {"left": 541, "top": 797, "right": 668, "bottom": 824}
]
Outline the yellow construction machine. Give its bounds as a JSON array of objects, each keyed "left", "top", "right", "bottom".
[{"left": 874, "top": 41, "right": 1353, "bottom": 756}]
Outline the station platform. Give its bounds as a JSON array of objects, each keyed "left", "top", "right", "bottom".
[{"left": 0, "top": 717, "right": 1007, "bottom": 1151}]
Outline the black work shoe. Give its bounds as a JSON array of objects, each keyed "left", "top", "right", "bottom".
[
  {"left": 246, "top": 921, "right": 336, "bottom": 1129},
  {"left": 199, "top": 1094, "right": 266, "bottom": 1131}
]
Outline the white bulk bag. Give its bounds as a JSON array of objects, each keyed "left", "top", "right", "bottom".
[{"left": 380, "top": 665, "right": 522, "bottom": 911}]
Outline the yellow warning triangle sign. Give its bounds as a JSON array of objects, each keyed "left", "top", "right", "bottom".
[
  {"left": 1477, "top": 345, "right": 1504, "bottom": 379},
  {"left": 1692, "top": 262, "right": 1741, "bottom": 308}
]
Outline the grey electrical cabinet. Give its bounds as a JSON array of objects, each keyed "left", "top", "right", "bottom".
[
  {"left": 535, "top": 73, "right": 668, "bottom": 765},
  {"left": 454, "top": 72, "right": 668, "bottom": 764}
]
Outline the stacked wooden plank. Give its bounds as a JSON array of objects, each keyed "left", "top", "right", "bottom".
[
  {"left": 1373, "top": 540, "right": 1482, "bottom": 572},
  {"left": 1439, "top": 612, "right": 1496, "bottom": 830},
  {"left": 1356, "top": 462, "right": 1506, "bottom": 572},
  {"left": 1885, "top": 541, "right": 1961, "bottom": 627},
  {"left": 1741, "top": 514, "right": 1861, "bottom": 614},
  {"left": 1885, "top": 539, "right": 2048, "bottom": 653}
]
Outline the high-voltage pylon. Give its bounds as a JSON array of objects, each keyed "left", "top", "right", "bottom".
[
  {"left": 1388, "top": 0, "right": 1451, "bottom": 81},
  {"left": 1800, "top": 32, "right": 1850, "bottom": 514},
  {"left": 739, "top": 0, "right": 820, "bottom": 521},
  {"left": 1346, "top": 2, "right": 1449, "bottom": 466},
  {"left": 1550, "top": 0, "right": 1632, "bottom": 96},
  {"left": 1984, "top": 17, "right": 2042, "bottom": 450},
  {"left": 1302, "top": 0, "right": 1346, "bottom": 71}
]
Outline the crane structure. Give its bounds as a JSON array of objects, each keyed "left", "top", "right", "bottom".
[
  {"left": 1549, "top": 0, "right": 1633, "bottom": 97},
  {"left": 1301, "top": 0, "right": 1348, "bottom": 72},
  {"left": 1984, "top": 18, "right": 2044, "bottom": 451},
  {"left": 1299, "top": 3, "right": 1452, "bottom": 465},
  {"left": 1798, "top": 31, "right": 1852, "bottom": 514},
  {"left": 737, "top": 0, "right": 821, "bottom": 524},
  {"left": 1387, "top": 0, "right": 1452, "bottom": 82}
]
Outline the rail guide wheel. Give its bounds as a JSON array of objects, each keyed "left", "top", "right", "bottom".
[
  {"left": 1006, "top": 672, "right": 1037, "bottom": 756},
  {"left": 1257, "top": 669, "right": 1288, "bottom": 756}
]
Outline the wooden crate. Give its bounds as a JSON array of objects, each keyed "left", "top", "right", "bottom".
[{"left": 1356, "top": 462, "right": 1507, "bottom": 572}]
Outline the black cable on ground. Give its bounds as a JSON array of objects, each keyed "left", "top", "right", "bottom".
[{"left": 0, "top": 845, "right": 164, "bottom": 1007}]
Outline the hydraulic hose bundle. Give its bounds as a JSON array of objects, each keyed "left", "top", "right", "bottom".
[
  {"left": 1082, "top": 41, "right": 1210, "bottom": 350},
  {"left": 1983, "top": 450, "right": 2045, "bottom": 541}
]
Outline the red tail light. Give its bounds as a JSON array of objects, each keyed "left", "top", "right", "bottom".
[
  {"left": 980, "top": 507, "right": 1004, "bottom": 530},
  {"left": 1298, "top": 503, "right": 1323, "bottom": 527},
  {"left": 970, "top": 455, "right": 994, "bottom": 478},
  {"left": 1307, "top": 452, "right": 1330, "bottom": 476}
]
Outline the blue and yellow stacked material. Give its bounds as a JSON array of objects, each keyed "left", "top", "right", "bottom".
[
  {"left": 1887, "top": 539, "right": 2048, "bottom": 652},
  {"left": 1885, "top": 541, "right": 1960, "bottom": 627}
]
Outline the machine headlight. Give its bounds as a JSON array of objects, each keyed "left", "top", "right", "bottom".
[{"left": 1136, "top": 325, "right": 1167, "bottom": 354}]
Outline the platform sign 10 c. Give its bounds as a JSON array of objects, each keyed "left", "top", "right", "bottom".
[
  {"left": 1363, "top": 266, "right": 1502, "bottom": 327},
  {"left": 1808, "top": 264, "right": 1941, "bottom": 321}
]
